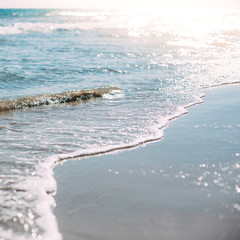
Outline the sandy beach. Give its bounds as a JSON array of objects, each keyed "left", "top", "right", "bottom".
[{"left": 53, "top": 84, "right": 240, "bottom": 240}]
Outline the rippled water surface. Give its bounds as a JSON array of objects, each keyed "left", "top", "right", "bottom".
[{"left": 0, "top": 8, "right": 240, "bottom": 239}]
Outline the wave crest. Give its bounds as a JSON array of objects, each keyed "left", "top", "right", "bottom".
[{"left": 0, "top": 87, "right": 120, "bottom": 112}]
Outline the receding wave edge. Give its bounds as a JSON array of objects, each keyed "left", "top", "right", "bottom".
[{"left": 50, "top": 95, "right": 205, "bottom": 166}]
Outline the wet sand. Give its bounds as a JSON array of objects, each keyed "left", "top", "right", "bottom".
[{"left": 54, "top": 84, "right": 240, "bottom": 240}]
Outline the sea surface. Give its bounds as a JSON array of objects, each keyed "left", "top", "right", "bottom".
[{"left": 0, "top": 8, "right": 240, "bottom": 240}]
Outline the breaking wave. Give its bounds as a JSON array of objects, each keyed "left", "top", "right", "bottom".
[{"left": 0, "top": 87, "right": 120, "bottom": 112}]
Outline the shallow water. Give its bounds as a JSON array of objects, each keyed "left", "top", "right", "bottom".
[{"left": 0, "top": 8, "right": 240, "bottom": 239}]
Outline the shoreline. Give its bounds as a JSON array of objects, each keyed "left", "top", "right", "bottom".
[{"left": 53, "top": 84, "right": 240, "bottom": 240}]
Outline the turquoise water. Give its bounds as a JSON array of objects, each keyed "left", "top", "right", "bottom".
[{"left": 0, "top": 8, "right": 240, "bottom": 239}]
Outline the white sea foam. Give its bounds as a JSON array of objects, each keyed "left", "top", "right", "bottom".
[{"left": 50, "top": 101, "right": 192, "bottom": 165}]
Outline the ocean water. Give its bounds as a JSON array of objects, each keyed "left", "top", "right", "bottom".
[{"left": 0, "top": 8, "right": 240, "bottom": 240}]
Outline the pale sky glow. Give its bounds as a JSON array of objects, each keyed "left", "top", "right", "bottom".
[{"left": 0, "top": 0, "right": 240, "bottom": 9}]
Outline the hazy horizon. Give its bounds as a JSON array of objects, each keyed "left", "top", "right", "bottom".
[{"left": 1, "top": 0, "right": 240, "bottom": 10}]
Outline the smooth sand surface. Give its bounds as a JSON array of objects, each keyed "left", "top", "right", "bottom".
[{"left": 54, "top": 85, "right": 240, "bottom": 240}]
